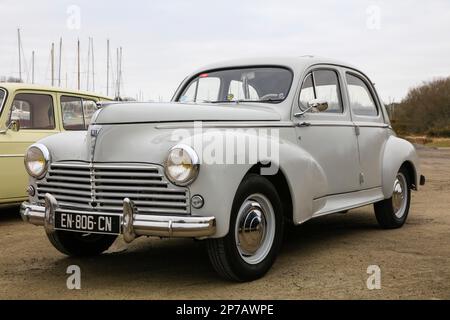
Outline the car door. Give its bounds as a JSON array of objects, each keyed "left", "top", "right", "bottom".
[
  {"left": 294, "top": 67, "right": 361, "bottom": 198},
  {"left": 0, "top": 91, "right": 59, "bottom": 202},
  {"left": 344, "top": 71, "right": 388, "bottom": 189}
]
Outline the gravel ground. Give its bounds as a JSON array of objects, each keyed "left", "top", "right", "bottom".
[{"left": 0, "top": 147, "right": 449, "bottom": 299}]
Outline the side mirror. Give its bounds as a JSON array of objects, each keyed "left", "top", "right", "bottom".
[
  {"left": 0, "top": 119, "right": 20, "bottom": 134},
  {"left": 294, "top": 99, "right": 329, "bottom": 117},
  {"left": 10, "top": 119, "right": 20, "bottom": 132}
]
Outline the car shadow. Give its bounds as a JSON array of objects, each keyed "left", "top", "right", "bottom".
[
  {"left": 0, "top": 205, "right": 21, "bottom": 222},
  {"left": 55, "top": 207, "right": 380, "bottom": 284}
]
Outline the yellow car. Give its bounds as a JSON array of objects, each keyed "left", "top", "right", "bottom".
[{"left": 0, "top": 83, "right": 110, "bottom": 206}]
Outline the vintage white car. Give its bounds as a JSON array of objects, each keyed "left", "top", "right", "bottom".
[{"left": 21, "top": 57, "right": 425, "bottom": 281}]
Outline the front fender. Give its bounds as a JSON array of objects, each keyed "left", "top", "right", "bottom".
[
  {"left": 381, "top": 135, "right": 420, "bottom": 198},
  {"left": 186, "top": 127, "right": 326, "bottom": 238}
]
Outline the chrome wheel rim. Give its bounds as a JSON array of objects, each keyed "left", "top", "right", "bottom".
[
  {"left": 234, "top": 193, "right": 275, "bottom": 265},
  {"left": 392, "top": 172, "right": 408, "bottom": 218}
]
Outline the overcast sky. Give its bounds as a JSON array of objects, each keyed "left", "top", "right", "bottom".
[{"left": 0, "top": 0, "right": 449, "bottom": 102}]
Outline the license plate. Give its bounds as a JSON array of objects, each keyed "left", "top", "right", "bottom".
[{"left": 54, "top": 212, "right": 121, "bottom": 235}]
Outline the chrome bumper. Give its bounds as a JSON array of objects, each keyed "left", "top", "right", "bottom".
[{"left": 21, "top": 194, "right": 216, "bottom": 242}]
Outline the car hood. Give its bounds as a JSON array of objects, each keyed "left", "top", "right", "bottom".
[{"left": 93, "top": 102, "right": 281, "bottom": 124}]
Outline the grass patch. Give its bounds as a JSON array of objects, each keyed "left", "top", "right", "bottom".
[
  {"left": 425, "top": 138, "right": 450, "bottom": 148},
  {"left": 402, "top": 136, "right": 450, "bottom": 148}
]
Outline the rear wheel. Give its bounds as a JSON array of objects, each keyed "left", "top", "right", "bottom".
[
  {"left": 374, "top": 167, "right": 411, "bottom": 229},
  {"left": 206, "top": 174, "right": 284, "bottom": 281},
  {"left": 47, "top": 230, "right": 117, "bottom": 256}
]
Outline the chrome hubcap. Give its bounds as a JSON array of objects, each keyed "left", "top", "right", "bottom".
[
  {"left": 392, "top": 173, "right": 408, "bottom": 218},
  {"left": 235, "top": 194, "right": 275, "bottom": 265}
]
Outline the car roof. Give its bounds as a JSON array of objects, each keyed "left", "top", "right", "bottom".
[
  {"left": 187, "top": 56, "right": 360, "bottom": 75},
  {"left": 0, "top": 82, "right": 111, "bottom": 100}
]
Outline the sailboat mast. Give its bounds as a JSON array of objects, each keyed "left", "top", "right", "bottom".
[
  {"left": 58, "top": 37, "right": 62, "bottom": 87},
  {"left": 18, "top": 28, "right": 22, "bottom": 82},
  {"left": 51, "top": 42, "right": 55, "bottom": 86},
  {"left": 77, "top": 39, "right": 80, "bottom": 90},
  {"left": 31, "top": 50, "right": 35, "bottom": 84},
  {"left": 119, "top": 47, "right": 122, "bottom": 98},
  {"left": 116, "top": 47, "right": 119, "bottom": 98},
  {"left": 86, "top": 37, "right": 91, "bottom": 91},
  {"left": 106, "top": 39, "right": 110, "bottom": 96},
  {"left": 91, "top": 37, "right": 95, "bottom": 91}
]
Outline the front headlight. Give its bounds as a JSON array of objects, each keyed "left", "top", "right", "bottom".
[
  {"left": 24, "top": 144, "right": 51, "bottom": 179},
  {"left": 164, "top": 144, "right": 199, "bottom": 186}
]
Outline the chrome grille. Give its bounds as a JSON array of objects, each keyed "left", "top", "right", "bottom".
[{"left": 36, "top": 162, "right": 190, "bottom": 215}]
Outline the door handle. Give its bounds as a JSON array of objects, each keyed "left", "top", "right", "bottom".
[{"left": 296, "top": 121, "right": 311, "bottom": 127}]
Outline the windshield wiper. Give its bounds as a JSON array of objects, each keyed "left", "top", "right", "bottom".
[{"left": 240, "top": 98, "right": 284, "bottom": 103}]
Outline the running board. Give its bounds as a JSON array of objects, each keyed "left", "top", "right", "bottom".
[{"left": 312, "top": 187, "right": 385, "bottom": 218}]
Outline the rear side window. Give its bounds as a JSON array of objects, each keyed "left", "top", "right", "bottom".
[
  {"left": 346, "top": 73, "right": 378, "bottom": 116},
  {"left": 61, "top": 96, "right": 98, "bottom": 130},
  {"left": 299, "top": 70, "right": 343, "bottom": 113},
  {"left": 9, "top": 93, "right": 55, "bottom": 129}
]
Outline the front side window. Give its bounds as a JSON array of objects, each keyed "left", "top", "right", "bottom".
[
  {"left": 299, "top": 70, "right": 343, "bottom": 113},
  {"left": 9, "top": 93, "right": 55, "bottom": 129},
  {"left": 346, "top": 73, "right": 378, "bottom": 116},
  {"left": 178, "top": 67, "right": 293, "bottom": 104},
  {"left": 61, "top": 96, "right": 98, "bottom": 130}
]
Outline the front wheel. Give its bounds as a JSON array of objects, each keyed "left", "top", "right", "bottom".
[
  {"left": 374, "top": 167, "right": 411, "bottom": 229},
  {"left": 206, "top": 174, "right": 284, "bottom": 281},
  {"left": 47, "top": 230, "right": 117, "bottom": 257}
]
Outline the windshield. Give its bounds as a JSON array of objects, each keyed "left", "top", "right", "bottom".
[
  {"left": 177, "top": 67, "right": 293, "bottom": 104},
  {"left": 0, "top": 88, "right": 6, "bottom": 116}
]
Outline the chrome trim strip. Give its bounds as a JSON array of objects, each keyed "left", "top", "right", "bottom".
[
  {"left": 352, "top": 122, "right": 389, "bottom": 128},
  {"left": 0, "top": 154, "right": 24, "bottom": 158},
  {"left": 156, "top": 121, "right": 295, "bottom": 129},
  {"left": 295, "top": 121, "right": 388, "bottom": 128}
]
